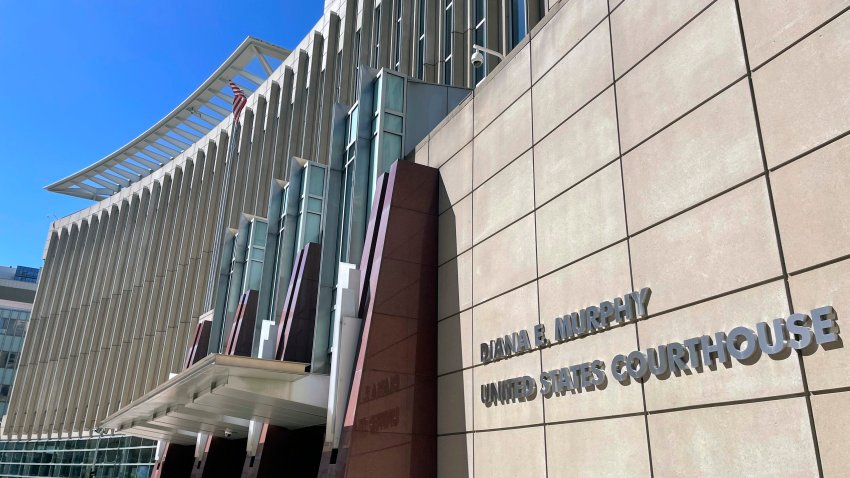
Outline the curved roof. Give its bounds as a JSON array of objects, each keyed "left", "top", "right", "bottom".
[{"left": 47, "top": 37, "right": 290, "bottom": 201}]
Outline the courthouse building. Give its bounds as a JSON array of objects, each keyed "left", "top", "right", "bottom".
[{"left": 5, "top": 0, "right": 850, "bottom": 476}]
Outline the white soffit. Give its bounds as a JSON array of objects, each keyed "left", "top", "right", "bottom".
[{"left": 101, "top": 354, "right": 329, "bottom": 445}]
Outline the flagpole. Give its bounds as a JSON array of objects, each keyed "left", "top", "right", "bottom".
[{"left": 204, "top": 116, "right": 241, "bottom": 312}]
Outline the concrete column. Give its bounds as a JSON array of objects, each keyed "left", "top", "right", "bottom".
[
  {"left": 288, "top": 51, "right": 310, "bottom": 171},
  {"left": 106, "top": 188, "right": 158, "bottom": 409},
  {"left": 485, "top": 0, "right": 502, "bottom": 75},
  {"left": 228, "top": 108, "right": 255, "bottom": 228},
  {"left": 76, "top": 200, "right": 129, "bottom": 434},
  {"left": 318, "top": 14, "right": 342, "bottom": 165},
  {"left": 125, "top": 175, "right": 174, "bottom": 402},
  {"left": 170, "top": 144, "right": 215, "bottom": 375},
  {"left": 59, "top": 209, "right": 112, "bottom": 434},
  {"left": 378, "top": 0, "right": 394, "bottom": 68},
  {"left": 256, "top": 83, "right": 281, "bottom": 213},
  {"left": 68, "top": 205, "right": 120, "bottom": 434},
  {"left": 273, "top": 68, "right": 295, "bottom": 181},
  {"left": 102, "top": 189, "right": 153, "bottom": 419},
  {"left": 142, "top": 162, "right": 192, "bottom": 396},
  {"left": 156, "top": 155, "right": 205, "bottom": 387},
  {"left": 86, "top": 196, "right": 138, "bottom": 429},
  {"left": 451, "top": 20, "right": 467, "bottom": 86},
  {"left": 200, "top": 131, "right": 230, "bottom": 321},
  {"left": 40, "top": 219, "right": 92, "bottom": 436},
  {"left": 338, "top": 0, "right": 357, "bottom": 106},
  {"left": 26, "top": 221, "right": 83, "bottom": 436},
  {"left": 399, "top": 0, "right": 414, "bottom": 75},
  {"left": 42, "top": 216, "right": 99, "bottom": 436},
  {"left": 87, "top": 195, "right": 141, "bottom": 429},
  {"left": 5, "top": 230, "right": 59, "bottom": 436},
  {"left": 424, "top": 0, "right": 439, "bottom": 82},
  {"left": 191, "top": 137, "right": 226, "bottom": 322},
  {"left": 303, "top": 33, "right": 325, "bottom": 161},
  {"left": 56, "top": 212, "right": 108, "bottom": 434},
  {"left": 94, "top": 194, "right": 144, "bottom": 425},
  {"left": 132, "top": 168, "right": 184, "bottom": 404},
  {"left": 360, "top": 0, "right": 376, "bottom": 68},
  {"left": 47, "top": 213, "right": 102, "bottom": 436},
  {"left": 27, "top": 223, "right": 79, "bottom": 436},
  {"left": 244, "top": 96, "right": 268, "bottom": 216},
  {"left": 115, "top": 182, "right": 161, "bottom": 411}
]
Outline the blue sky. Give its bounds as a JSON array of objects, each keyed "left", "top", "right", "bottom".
[{"left": 0, "top": 0, "right": 322, "bottom": 269}]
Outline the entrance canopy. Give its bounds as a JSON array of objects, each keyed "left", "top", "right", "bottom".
[{"left": 101, "top": 354, "right": 329, "bottom": 445}]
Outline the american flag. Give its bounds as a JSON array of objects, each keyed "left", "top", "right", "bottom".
[{"left": 229, "top": 80, "right": 247, "bottom": 121}]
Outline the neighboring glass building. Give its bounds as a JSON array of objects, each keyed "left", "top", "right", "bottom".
[
  {"left": 0, "top": 436, "right": 154, "bottom": 478},
  {"left": 0, "top": 266, "right": 40, "bottom": 418},
  {"left": 8, "top": 0, "right": 850, "bottom": 477}
]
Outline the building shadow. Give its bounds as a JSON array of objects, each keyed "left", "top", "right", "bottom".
[{"left": 435, "top": 174, "right": 472, "bottom": 477}]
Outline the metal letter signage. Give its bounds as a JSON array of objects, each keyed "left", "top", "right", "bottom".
[{"left": 478, "top": 288, "right": 842, "bottom": 405}]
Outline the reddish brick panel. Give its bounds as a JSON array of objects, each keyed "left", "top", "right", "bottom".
[
  {"left": 325, "top": 160, "right": 439, "bottom": 478},
  {"left": 225, "top": 289, "right": 260, "bottom": 356}
]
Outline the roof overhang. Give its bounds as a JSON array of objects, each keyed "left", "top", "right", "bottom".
[
  {"left": 47, "top": 37, "right": 290, "bottom": 201},
  {"left": 101, "top": 354, "right": 329, "bottom": 445}
]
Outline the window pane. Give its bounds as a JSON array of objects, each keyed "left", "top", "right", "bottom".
[
  {"left": 384, "top": 113, "right": 403, "bottom": 134},
  {"left": 307, "top": 197, "right": 323, "bottom": 214},
  {"left": 304, "top": 213, "right": 322, "bottom": 244},
  {"left": 373, "top": 77, "right": 382, "bottom": 114},
  {"left": 253, "top": 221, "right": 268, "bottom": 247},
  {"left": 394, "top": 0, "right": 402, "bottom": 67},
  {"left": 444, "top": 6, "right": 452, "bottom": 58},
  {"left": 381, "top": 133, "right": 403, "bottom": 171},
  {"left": 510, "top": 0, "right": 527, "bottom": 49},
  {"left": 385, "top": 74, "right": 404, "bottom": 112},
  {"left": 373, "top": 5, "right": 381, "bottom": 67},
  {"left": 309, "top": 167, "right": 326, "bottom": 196},
  {"left": 417, "top": 38, "right": 425, "bottom": 79},
  {"left": 348, "top": 107, "right": 359, "bottom": 144}
]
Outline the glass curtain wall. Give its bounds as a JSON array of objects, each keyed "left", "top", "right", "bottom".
[
  {"left": 0, "top": 307, "right": 29, "bottom": 417},
  {"left": 0, "top": 436, "right": 155, "bottom": 478}
]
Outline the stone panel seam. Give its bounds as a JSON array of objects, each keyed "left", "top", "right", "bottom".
[
  {"left": 448, "top": 393, "right": 816, "bottom": 435},
  {"left": 470, "top": 74, "right": 477, "bottom": 475},
  {"left": 732, "top": 0, "right": 824, "bottom": 474},
  {"left": 608, "top": 6, "right": 654, "bottom": 475},
  {"left": 464, "top": 411, "right": 649, "bottom": 435},
  {"left": 788, "top": 254, "right": 850, "bottom": 278},
  {"left": 530, "top": 12, "right": 609, "bottom": 88},
  {"left": 612, "top": 0, "right": 718, "bottom": 82},
  {"left": 767, "top": 129, "right": 850, "bottom": 174},
  {"left": 749, "top": 4, "right": 850, "bottom": 72},
  {"left": 811, "top": 385, "right": 850, "bottom": 396},
  {"left": 620, "top": 74, "right": 746, "bottom": 157},
  {"left": 527, "top": 28, "right": 551, "bottom": 478},
  {"left": 530, "top": 83, "right": 614, "bottom": 154},
  {"left": 646, "top": 392, "right": 807, "bottom": 416},
  {"left": 627, "top": 171, "right": 764, "bottom": 237}
]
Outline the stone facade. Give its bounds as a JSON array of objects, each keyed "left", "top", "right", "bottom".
[{"left": 423, "top": 0, "right": 850, "bottom": 476}]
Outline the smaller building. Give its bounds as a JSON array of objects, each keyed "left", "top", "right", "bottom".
[{"left": 0, "top": 266, "right": 40, "bottom": 417}]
